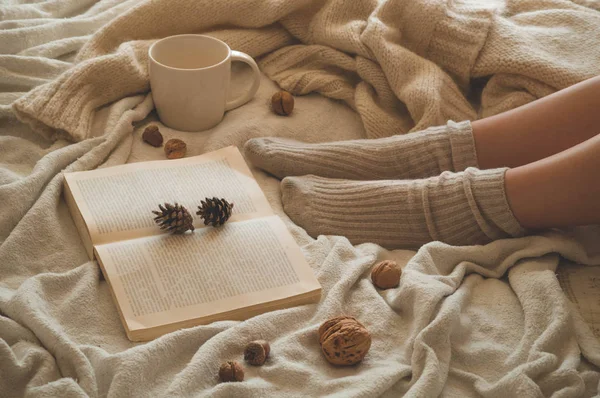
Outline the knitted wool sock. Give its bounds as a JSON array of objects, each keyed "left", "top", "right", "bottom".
[
  {"left": 280, "top": 168, "right": 525, "bottom": 248},
  {"left": 245, "top": 120, "right": 477, "bottom": 180}
]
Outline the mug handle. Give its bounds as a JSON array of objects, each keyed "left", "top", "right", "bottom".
[{"left": 225, "top": 51, "right": 261, "bottom": 111}]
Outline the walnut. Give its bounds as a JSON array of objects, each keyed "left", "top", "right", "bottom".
[
  {"left": 371, "top": 260, "right": 401, "bottom": 289},
  {"left": 164, "top": 138, "right": 186, "bottom": 159},
  {"left": 271, "top": 91, "right": 294, "bottom": 116},
  {"left": 244, "top": 340, "right": 270, "bottom": 366},
  {"left": 142, "top": 125, "right": 163, "bottom": 147},
  {"left": 318, "top": 316, "right": 371, "bottom": 366},
  {"left": 218, "top": 361, "right": 244, "bottom": 382}
]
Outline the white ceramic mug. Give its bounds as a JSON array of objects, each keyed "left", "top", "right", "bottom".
[{"left": 148, "top": 34, "right": 261, "bottom": 131}]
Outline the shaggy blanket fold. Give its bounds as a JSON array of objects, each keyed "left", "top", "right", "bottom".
[{"left": 2, "top": 0, "right": 600, "bottom": 396}]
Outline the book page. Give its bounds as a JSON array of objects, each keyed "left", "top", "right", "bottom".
[
  {"left": 64, "top": 146, "right": 272, "bottom": 246},
  {"left": 94, "top": 216, "right": 321, "bottom": 334}
]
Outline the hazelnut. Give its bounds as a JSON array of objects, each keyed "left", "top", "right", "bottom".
[
  {"left": 271, "top": 91, "right": 294, "bottom": 116},
  {"left": 371, "top": 260, "right": 401, "bottom": 289},
  {"left": 142, "top": 125, "right": 163, "bottom": 147},
  {"left": 318, "top": 316, "right": 371, "bottom": 366},
  {"left": 218, "top": 361, "right": 244, "bottom": 382},
  {"left": 244, "top": 340, "right": 270, "bottom": 366},
  {"left": 164, "top": 138, "right": 186, "bottom": 159}
]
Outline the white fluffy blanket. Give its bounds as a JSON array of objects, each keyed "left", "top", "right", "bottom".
[{"left": 2, "top": 1, "right": 600, "bottom": 397}]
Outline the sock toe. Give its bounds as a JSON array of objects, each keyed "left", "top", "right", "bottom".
[
  {"left": 244, "top": 137, "right": 304, "bottom": 178},
  {"left": 244, "top": 137, "right": 275, "bottom": 173}
]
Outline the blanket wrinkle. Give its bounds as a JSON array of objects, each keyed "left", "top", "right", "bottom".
[
  {"left": 2, "top": 0, "right": 600, "bottom": 397},
  {"left": 0, "top": 0, "right": 140, "bottom": 55},
  {"left": 14, "top": 0, "right": 597, "bottom": 143}
]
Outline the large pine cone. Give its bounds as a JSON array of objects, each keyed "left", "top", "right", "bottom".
[
  {"left": 196, "top": 197, "right": 234, "bottom": 227},
  {"left": 152, "top": 203, "right": 195, "bottom": 234}
]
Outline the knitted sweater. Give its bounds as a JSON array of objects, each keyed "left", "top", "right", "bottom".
[{"left": 12, "top": 0, "right": 600, "bottom": 142}]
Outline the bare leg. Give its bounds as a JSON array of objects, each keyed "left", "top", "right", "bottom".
[
  {"left": 506, "top": 133, "right": 600, "bottom": 229},
  {"left": 473, "top": 75, "right": 600, "bottom": 169}
]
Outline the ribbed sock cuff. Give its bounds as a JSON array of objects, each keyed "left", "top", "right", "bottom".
[
  {"left": 467, "top": 167, "right": 526, "bottom": 239},
  {"left": 447, "top": 120, "right": 478, "bottom": 172}
]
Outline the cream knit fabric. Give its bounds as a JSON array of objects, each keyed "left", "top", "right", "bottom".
[
  {"left": 11, "top": 0, "right": 600, "bottom": 142},
  {"left": 245, "top": 120, "right": 478, "bottom": 180},
  {"left": 4, "top": 2, "right": 600, "bottom": 397},
  {"left": 280, "top": 168, "right": 525, "bottom": 249}
]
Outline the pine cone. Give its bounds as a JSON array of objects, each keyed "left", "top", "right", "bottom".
[
  {"left": 196, "top": 197, "right": 234, "bottom": 227},
  {"left": 152, "top": 203, "right": 195, "bottom": 234}
]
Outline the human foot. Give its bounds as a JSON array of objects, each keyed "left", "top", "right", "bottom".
[
  {"left": 245, "top": 120, "right": 478, "bottom": 180},
  {"left": 280, "top": 168, "right": 524, "bottom": 248}
]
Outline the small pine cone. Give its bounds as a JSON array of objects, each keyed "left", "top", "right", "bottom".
[
  {"left": 152, "top": 203, "right": 195, "bottom": 234},
  {"left": 196, "top": 197, "right": 234, "bottom": 227}
]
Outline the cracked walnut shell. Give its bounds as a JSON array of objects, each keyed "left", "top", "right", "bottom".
[
  {"left": 318, "top": 316, "right": 371, "bottom": 366},
  {"left": 164, "top": 138, "right": 186, "bottom": 159},
  {"left": 244, "top": 340, "right": 270, "bottom": 366},
  {"left": 371, "top": 260, "right": 401, "bottom": 289},
  {"left": 271, "top": 91, "right": 294, "bottom": 116},
  {"left": 219, "top": 361, "right": 244, "bottom": 382}
]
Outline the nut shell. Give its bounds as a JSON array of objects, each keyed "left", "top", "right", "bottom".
[
  {"left": 371, "top": 260, "right": 401, "bottom": 289},
  {"left": 271, "top": 91, "right": 294, "bottom": 116},
  {"left": 218, "top": 361, "right": 244, "bottom": 382},
  {"left": 142, "top": 125, "right": 163, "bottom": 147},
  {"left": 318, "top": 316, "right": 371, "bottom": 366},
  {"left": 164, "top": 138, "right": 187, "bottom": 159},
  {"left": 244, "top": 340, "right": 270, "bottom": 366}
]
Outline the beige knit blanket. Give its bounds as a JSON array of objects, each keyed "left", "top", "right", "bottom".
[{"left": 2, "top": 0, "right": 600, "bottom": 397}]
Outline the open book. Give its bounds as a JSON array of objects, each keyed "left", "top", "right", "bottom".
[{"left": 63, "top": 146, "right": 321, "bottom": 341}]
